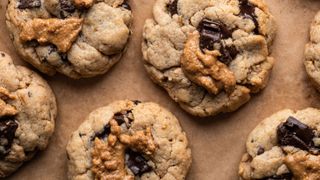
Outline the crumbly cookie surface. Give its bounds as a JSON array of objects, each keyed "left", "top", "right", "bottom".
[
  {"left": 239, "top": 108, "right": 320, "bottom": 179},
  {"left": 0, "top": 51, "right": 57, "bottom": 177},
  {"left": 6, "top": 0, "right": 132, "bottom": 79},
  {"left": 66, "top": 100, "right": 192, "bottom": 180},
  {"left": 305, "top": 11, "right": 320, "bottom": 91},
  {"left": 142, "top": 0, "right": 276, "bottom": 117}
]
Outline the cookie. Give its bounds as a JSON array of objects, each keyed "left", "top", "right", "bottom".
[
  {"left": 142, "top": 0, "right": 276, "bottom": 117},
  {"left": 239, "top": 108, "right": 320, "bottom": 179},
  {"left": 66, "top": 100, "right": 191, "bottom": 179},
  {"left": 0, "top": 51, "right": 57, "bottom": 177},
  {"left": 6, "top": 0, "right": 132, "bottom": 79},
  {"left": 305, "top": 11, "right": 320, "bottom": 91}
]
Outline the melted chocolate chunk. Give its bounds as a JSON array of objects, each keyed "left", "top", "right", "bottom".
[
  {"left": 125, "top": 149, "right": 152, "bottom": 176},
  {"left": 133, "top": 100, "right": 142, "bottom": 105},
  {"left": 197, "top": 19, "right": 238, "bottom": 64},
  {"left": 94, "top": 124, "right": 111, "bottom": 139},
  {"left": 239, "top": 0, "right": 259, "bottom": 34},
  {"left": 261, "top": 173, "right": 293, "bottom": 180},
  {"left": 18, "top": 0, "right": 41, "bottom": 9},
  {"left": 218, "top": 45, "right": 238, "bottom": 65},
  {"left": 121, "top": 0, "right": 131, "bottom": 10},
  {"left": 167, "top": 0, "right": 178, "bottom": 15},
  {"left": 114, "top": 113, "right": 126, "bottom": 125},
  {"left": 25, "top": 40, "right": 40, "bottom": 48},
  {"left": 59, "top": 53, "right": 69, "bottom": 62},
  {"left": 277, "top": 116, "right": 315, "bottom": 151},
  {"left": 94, "top": 112, "right": 130, "bottom": 139},
  {"left": 1, "top": 53, "right": 5, "bottom": 57},
  {"left": 48, "top": 45, "right": 58, "bottom": 54},
  {"left": 59, "top": 0, "right": 76, "bottom": 13},
  {"left": 0, "top": 117, "right": 18, "bottom": 158},
  {"left": 197, "top": 19, "right": 232, "bottom": 51},
  {"left": 257, "top": 146, "right": 265, "bottom": 155}
]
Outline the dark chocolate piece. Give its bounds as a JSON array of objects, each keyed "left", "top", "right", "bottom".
[
  {"left": 218, "top": 44, "right": 238, "bottom": 65},
  {"left": 59, "top": 53, "right": 69, "bottom": 62},
  {"left": 48, "top": 45, "right": 58, "bottom": 54},
  {"left": 0, "top": 116, "right": 18, "bottom": 158},
  {"left": 25, "top": 40, "right": 40, "bottom": 48},
  {"left": 257, "top": 146, "right": 265, "bottom": 155},
  {"left": 114, "top": 113, "right": 126, "bottom": 125},
  {"left": 18, "top": 0, "right": 41, "bottom": 9},
  {"left": 59, "top": 0, "right": 76, "bottom": 13},
  {"left": 239, "top": 0, "right": 259, "bottom": 34},
  {"left": 261, "top": 173, "right": 293, "bottom": 180},
  {"left": 167, "top": 0, "right": 178, "bottom": 15},
  {"left": 197, "top": 18, "right": 232, "bottom": 51},
  {"left": 94, "top": 124, "right": 111, "bottom": 139},
  {"left": 94, "top": 112, "right": 129, "bottom": 139},
  {"left": 133, "top": 100, "right": 142, "bottom": 105},
  {"left": 121, "top": 0, "right": 131, "bottom": 10},
  {"left": 197, "top": 18, "right": 238, "bottom": 64},
  {"left": 125, "top": 149, "right": 152, "bottom": 176},
  {"left": 277, "top": 116, "right": 315, "bottom": 151},
  {"left": 1, "top": 53, "right": 5, "bottom": 57}
]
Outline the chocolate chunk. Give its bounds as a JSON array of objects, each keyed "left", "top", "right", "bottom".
[
  {"left": 18, "top": 0, "right": 41, "bottom": 9},
  {"left": 125, "top": 149, "right": 152, "bottom": 176},
  {"left": 167, "top": 0, "right": 178, "bottom": 15},
  {"left": 48, "top": 45, "right": 58, "bottom": 54},
  {"left": 59, "top": 0, "right": 76, "bottom": 13},
  {"left": 197, "top": 19, "right": 232, "bottom": 51},
  {"left": 197, "top": 18, "right": 238, "bottom": 64},
  {"left": 59, "top": 53, "right": 69, "bottom": 62},
  {"left": 121, "top": 0, "right": 131, "bottom": 10},
  {"left": 239, "top": 0, "right": 259, "bottom": 34},
  {"left": 218, "top": 44, "right": 238, "bottom": 65},
  {"left": 277, "top": 116, "right": 315, "bottom": 151},
  {"left": 257, "top": 146, "right": 265, "bottom": 155},
  {"left": 133, "top": 100, "right": 141, "bottom": 105},
  {"left": 1, "top": 53, "right": 5, "bottom": 57},
  {"left": 261, "top": 173, "right": 293, "bottom": 180},
  {"left": 94, "top": 112, "right": 128, "bottom": 139},
  {"left": 94, "top": 124, "right": 111, "bottom": 139},
  {"left": 25, "top": 40, "right": 40, "bottom": 47},
  {"left": 0, "top": 116, "right": 18, "bottom": 158},
  {"left": 114, "top": 113, "right": 126, "bottom": 125}
]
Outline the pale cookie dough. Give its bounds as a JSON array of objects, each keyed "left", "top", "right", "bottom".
[
  {"left": 0, "top": 51, "right": 57, "bottom": 177},
  {"left": 305, "top": 11, "right": 320, "bottom": 91},
  {"left": 142, "top": 0, "right": 276, "bottom": 117},
  {"left": 66, "top": 100, "right": 192, "bottom": 180},
  {"left": 239, "top": 108, "right": 320, "bottom": 180},
  {"left": 6, "top": 0, "right": 132, "bottom": 79}
]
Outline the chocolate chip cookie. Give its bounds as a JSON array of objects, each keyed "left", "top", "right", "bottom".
[
  {"left": 66, "top": 100, "right": 191, "bottom": 179},
  {"left": 0, "top": 51, "right": 57, "bottom": 177},
  {"left": 239, "top": 108, "right": 320, "bottom": 179},
  {"left": 142, "top": 0, "right": 276, "bottom": 117},
  {"left": 305, "top": 11, "right": 320, "bottom": 91},
  {"left": 6, "top": 0, "right": 132, "bottom": 79}
]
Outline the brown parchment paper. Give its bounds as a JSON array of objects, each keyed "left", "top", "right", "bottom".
[{"left": 1, "top": 0, "right": 320, "bottom": 179}]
